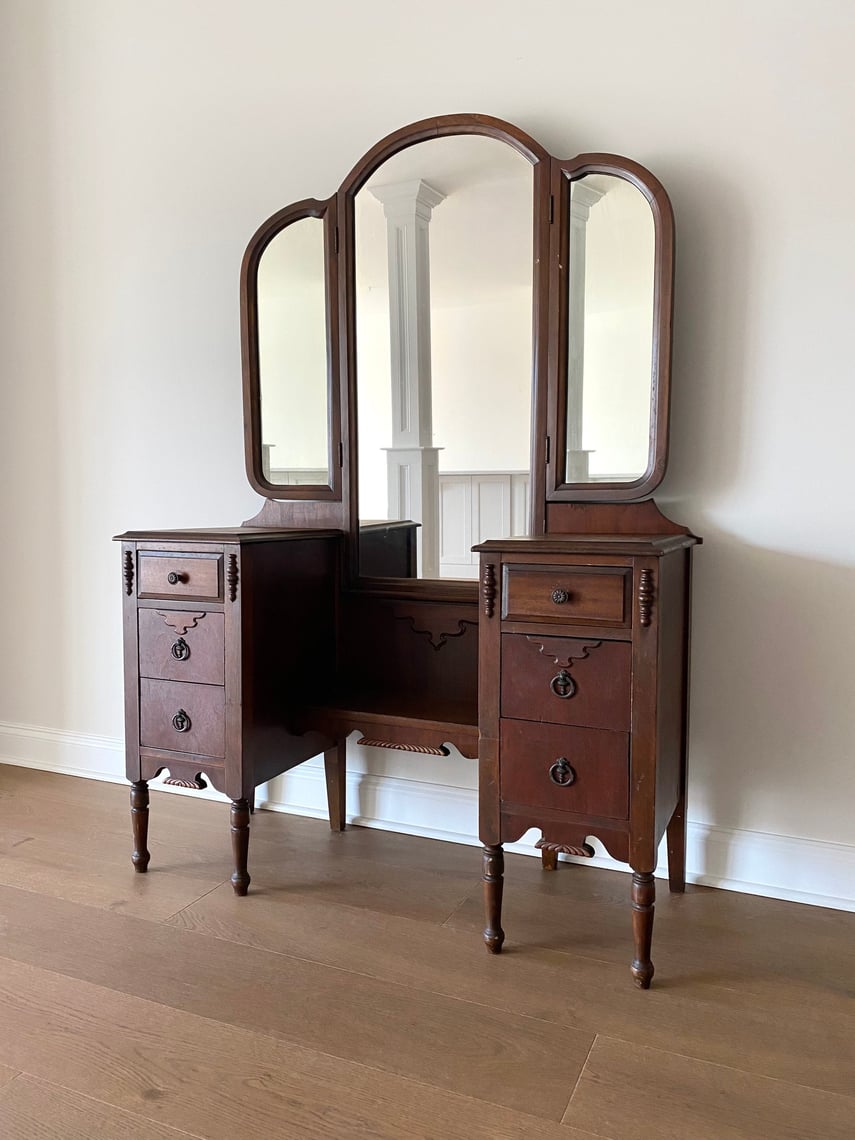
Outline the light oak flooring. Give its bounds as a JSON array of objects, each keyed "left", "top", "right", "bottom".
[{"left": 0, "top": 766, "right": 852, "bottom": 1139}]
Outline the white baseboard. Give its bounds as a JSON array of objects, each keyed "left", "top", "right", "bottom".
[{"left": 1, "top": 721, "right": 852, "bottom": 912}]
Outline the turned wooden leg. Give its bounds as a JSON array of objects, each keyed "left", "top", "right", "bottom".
[
  {"left": 666, "top": 795, "right": 687, "bottom": 893},
  {"left": 130, "top": 781, "right": 150, "bottom": 873},
  {"left": 323, "top": 741, "right": 347, "bottom": 831},
  {"left": 630, "top": 870, "right": 655, "bottom": 988},
  {"left": 540, "top": 847, "right": 559, "bottom": 871},
  {"left": 482, "top": 844, "right": 505, "bottom": 954},
  {"left": 230, "top": 798, "right": 251, "bottom": 896}
]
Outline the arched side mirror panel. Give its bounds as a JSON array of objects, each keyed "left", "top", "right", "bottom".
[{"left": 241, "top": 197, "right": 341, "bottom": 501}]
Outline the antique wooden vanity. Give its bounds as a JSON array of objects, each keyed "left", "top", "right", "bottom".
[{"left": 118, "top": 114, "right": 699, "bottom": 987}]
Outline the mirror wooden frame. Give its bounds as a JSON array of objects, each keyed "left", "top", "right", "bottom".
[
  {"left": 240, "top": 197, "right": 341, "bottom": 501},
  {"left": 240, "top": 114, "right": 676, "bottom": 580},
  {"left": 546, "top": 156, "right": 675, "bottom": 502}
]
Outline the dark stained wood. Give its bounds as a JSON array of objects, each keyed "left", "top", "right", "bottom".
[
  {"left": 115, "top": 115, "right": 701, "bottom": 991},
  {"left": 137, "top": 551, "right": 222, "bottom": 600},
  {"left": 229, "top": 798, "right": 251, "bottom": 896},
  {"left": 481, "top": 845, "right": 505, "bottom": 954},
  {"left": 358, "top": 521, "right": 418, "bottom": 578},
  {"left": 129, "top": 781, "right": 149, "bottom": 873},
  {"left": 545, "top": 500, "right": 697, "bottom": 537},
  {"left": 139, "top": 678, "right": 225, "bottom": 758},
  {"left": 477, "top": 535, "right": 696, "bottom": 983},
  {"left": 630, "top": 871, "right": 656, "bottom": 989},
  {"left": 501, "top": 634, "right": 631, "bottom": 731},
  {"left": 138, "top": 608, "right": 224, "bottom": 685},
  {"left": 323, "top": 741, "right": 347, "bottom": 831},
  {"left": 501, "top": 720, "right": 629, "bottom": 820},
  {"left": 117, "top": 529, "right": 344, "bottom": 890},
  {"left": 502, "top": 564, "right": 631, "bottom": 626}
]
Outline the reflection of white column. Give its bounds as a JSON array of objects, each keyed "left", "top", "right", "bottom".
[
  {"left": 566, "top": 183, "right": 604, "bottom": 480},
  {"left": 371, "top": 179, "right": 445, "bottom": 578}
]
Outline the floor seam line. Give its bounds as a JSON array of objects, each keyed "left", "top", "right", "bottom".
[
  {"left": 561, "top": 1033, "right": 599, "bottom": 1127},
  {"left": 0, "top": 1070, "right": 209, "bottom": 1140}
]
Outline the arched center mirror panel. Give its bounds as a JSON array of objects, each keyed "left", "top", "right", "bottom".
[{"left": 354, "top": 134, "right": 534, "bottom": 580}]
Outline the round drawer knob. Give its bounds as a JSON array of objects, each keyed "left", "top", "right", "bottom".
[
  {"left": 548, "top": 757, "right": 576, "bottom": 786},
  {"left": 551, "top": 588, "right": 569, "bottom": 605},
  {"left": 167, "top": 571, "right": 188, "bottom": 585},
  {"left": 172, "top": 709, "right": 192, "bottom": 733},
  {"left": 549, "top": 669, "right": 576, "bottom": 699}
]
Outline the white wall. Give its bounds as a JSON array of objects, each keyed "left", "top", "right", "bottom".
[{"left": 1, "top": 0, "right": 854, "bottom": 908}]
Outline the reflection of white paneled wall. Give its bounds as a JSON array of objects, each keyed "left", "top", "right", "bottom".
[
  {"left": 439, "top": 471, "right": 529, "bottom": 578},
  {"left": 267, "top": 467, "right": 328, "bottom": 485}
]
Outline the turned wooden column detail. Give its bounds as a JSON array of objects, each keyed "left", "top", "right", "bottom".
[
  {"left": 630, "top": 870, "right": 656, "bottom": 988},
  {"left": 230, "top": 798, "right": 251, "bottom": 896},
  {"left": 130, "top": 781, "right": 150, "bottom": 872},
  {"left": 482, "top": 844, "right": 505, "bottom": 954}
]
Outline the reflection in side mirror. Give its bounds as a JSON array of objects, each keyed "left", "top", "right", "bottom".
[
  {"left": 257, "top": 216, "right": 330, "bottom": 487},
  {"left": 566, "top": 174, "right": 655, "bottom": 484}
]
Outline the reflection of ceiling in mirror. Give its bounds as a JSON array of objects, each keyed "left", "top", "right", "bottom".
[
  {"left": 357, "top": 135, "right": 533, "bottom": 304},
  {"left": 259, "top": 217, "right": 325, "bottom": 293}
]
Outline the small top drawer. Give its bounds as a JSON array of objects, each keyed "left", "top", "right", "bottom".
[
  {"left": 503, "top": 564, "right": 630, "bottom": 627},
  {"left": 137, "top": 553, "right": 222, "bottom": 600}
]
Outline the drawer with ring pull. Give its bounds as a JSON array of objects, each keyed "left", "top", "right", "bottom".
[
  {"left": 502, "top": 564, "right": 630, "bottom": 626},
  {"left": 500, "top": 719, "right": 629, "bottom": 820},
  {"left": 139, "top": 679, "right": 225, "bottom": 758},
  {"left": 138, "top": 609, "right": 225, "bottom": 685},
  {"left": 501, "top": 634, "right": 630, "bottom": 731}
]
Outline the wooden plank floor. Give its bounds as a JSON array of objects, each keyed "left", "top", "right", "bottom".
[{"left": 0, "top": 766, "right": 852, "bottom": 1139}]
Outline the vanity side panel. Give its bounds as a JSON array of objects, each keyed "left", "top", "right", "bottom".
[
  {"left": 628, "top": 555, "right": 659, "bottom": 871},
  {"left": 478, "top": 555, "right": 501, "bottom": 845},
  {"left": 242, "top": 536, "right": 342, "bottom": 791},
  {"left": 654, "top": 547, "right": 690, "bottom": 846}
]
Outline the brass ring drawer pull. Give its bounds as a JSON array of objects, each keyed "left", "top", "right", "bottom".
[
  {"left": 551, "top": 588, "right": 569, "bottom": 605},
  {"left": 167, "top": 571, "right": 188, "bottom": 585},
  {"left": 172, "top": 709, "right": 192, "bottom": 733},
  {"left": 170, "top": 638, "right": 190, "bottom": 661},
  {"left": 549, "top": 669, "right": 576, "bottom": 699},
  {"left": 548, "top": 757, "right": 576, "bottom": 786}
]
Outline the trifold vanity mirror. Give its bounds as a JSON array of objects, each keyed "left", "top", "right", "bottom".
[{"left": 120, "top": 114, "right": 699, "bottom": 989}]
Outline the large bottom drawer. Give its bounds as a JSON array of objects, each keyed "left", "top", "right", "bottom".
[
  {"left": 139, "top": 678, "right": 225, "bottom": 758},
  {"left": 500, "top": 719, "right": 629, "bottom": 820}
]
